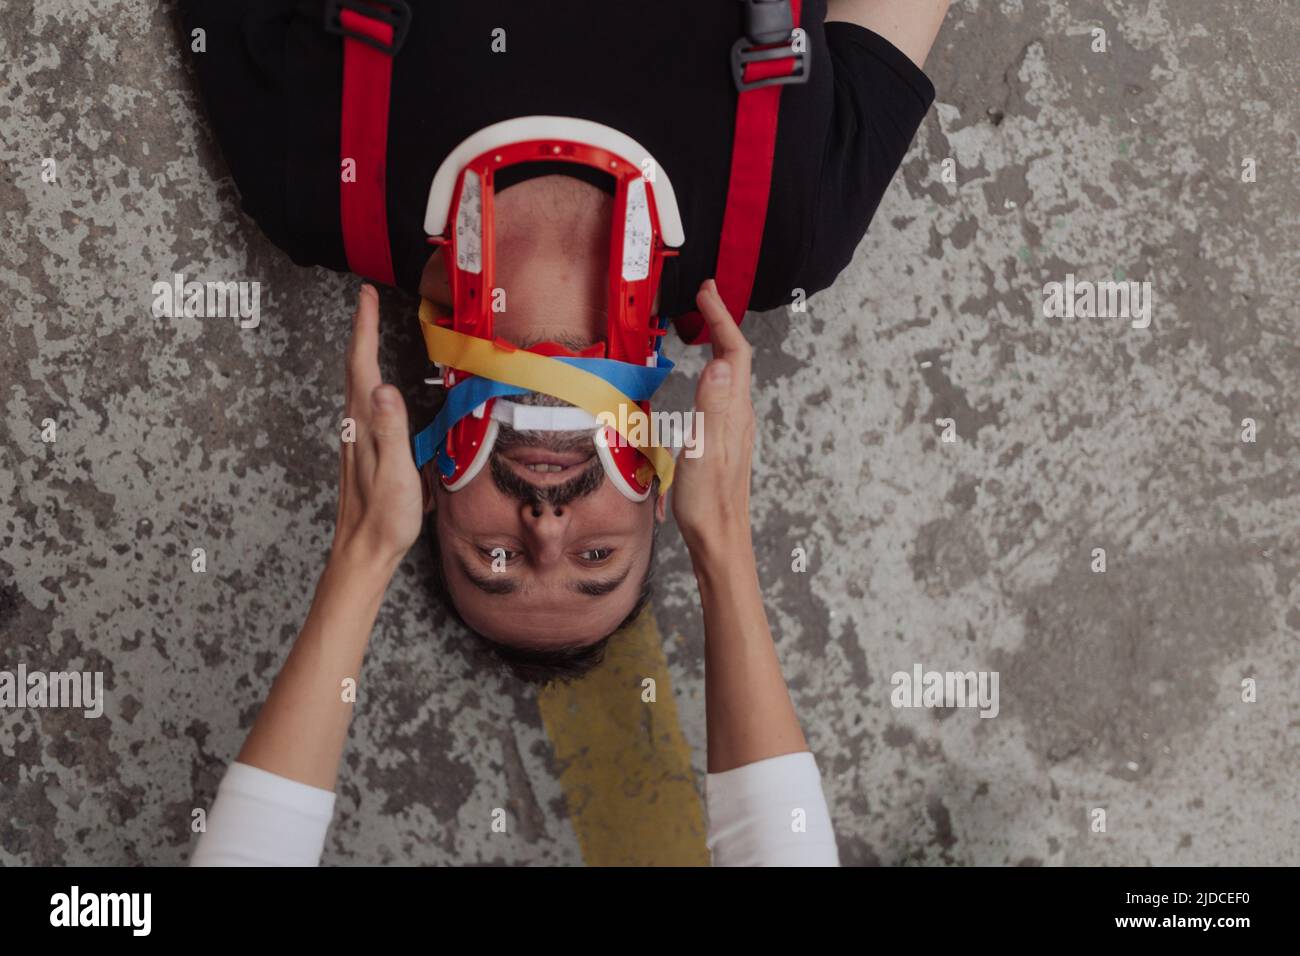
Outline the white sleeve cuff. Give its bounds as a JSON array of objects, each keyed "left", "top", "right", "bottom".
[
  {"left": 705, "top": 751, "right": 840, "bottom": 867},
  {"left": 191, "top": 761, "right": 337, "bottom": 867}
]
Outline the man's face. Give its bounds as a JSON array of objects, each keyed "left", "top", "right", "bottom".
[{"left": 430, "top": 398, "right": 663, "bottom": 648}]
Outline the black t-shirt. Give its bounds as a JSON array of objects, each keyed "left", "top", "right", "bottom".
[{"left": 178, "top": 1, "right": 934, "bottom": 319}]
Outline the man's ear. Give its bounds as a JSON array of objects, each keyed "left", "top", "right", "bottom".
[
  {"left": 420, "top": 463, "right": 438, "bottom": 515},
  {"left": 655, "top": 493, "right": 667, "bottom": 523}
]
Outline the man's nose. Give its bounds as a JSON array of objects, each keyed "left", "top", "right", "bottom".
[{"left": 520, "top": 499, "right": 570, "bottom": 563}]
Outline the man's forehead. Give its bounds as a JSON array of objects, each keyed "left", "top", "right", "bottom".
[{"left": 452, "top": 576, "right": 632, "bottom": 646}]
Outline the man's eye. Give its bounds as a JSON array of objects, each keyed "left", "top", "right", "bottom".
[
  {"left": 580, "top": 548, "right": 613, "bottom": 562},
  {"left": 483, "top": 547, "right": 518, "bottom": 565}
]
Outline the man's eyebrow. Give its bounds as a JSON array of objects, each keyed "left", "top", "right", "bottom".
[
  {"left": 457, "top": 557, "right": 517, "bottom": 595},
  {"left": 570, "top": 567, "right": 631, "bottom": 597}
]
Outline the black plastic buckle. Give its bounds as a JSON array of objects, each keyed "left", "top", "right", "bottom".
[
  {"left": 732, "top": 0, "right": 809, "bottom": 92},
  {"left": 324, "top": 0, "right": 410, "bottom": 56}
]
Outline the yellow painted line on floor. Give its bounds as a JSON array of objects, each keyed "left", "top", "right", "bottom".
[{"left": 537, "top": 609, "right": 709, "bottom": 867}]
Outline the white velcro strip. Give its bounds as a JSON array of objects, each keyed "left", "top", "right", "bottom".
[{"left": 490, "top": 401, "right": 601, "bottom": 431}]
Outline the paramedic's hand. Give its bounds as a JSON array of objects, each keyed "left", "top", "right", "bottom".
[
  {"left": 672, "top": 280, "right": 755, "bottom": 559},
  {"left": 330, "top": 285, "right": 423, "bottom": 573}
]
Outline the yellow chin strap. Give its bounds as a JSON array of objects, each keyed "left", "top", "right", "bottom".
[{"left": 419, "top": 300, "right": 675, "bottom": 494}]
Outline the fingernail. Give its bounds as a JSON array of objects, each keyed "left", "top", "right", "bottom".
[{"left": 707, "top": 361, "right": 731, "bottom": 385}]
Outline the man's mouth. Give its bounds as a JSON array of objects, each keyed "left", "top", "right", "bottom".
[{"left": 498, "top": 448, "right": 596, "bottom": 486}]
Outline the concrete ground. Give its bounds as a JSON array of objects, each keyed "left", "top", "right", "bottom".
[{"left": 1, "top": 0, "right": 1296, "bottom": 866}]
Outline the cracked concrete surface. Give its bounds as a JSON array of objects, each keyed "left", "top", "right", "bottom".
[{"left": 2, "top": 0, "right": 1297, "bottom": 865}]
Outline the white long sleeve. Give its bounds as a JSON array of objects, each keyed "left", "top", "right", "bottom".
[
  {"left": 192, "top": 751, "right": 838, "bottom": 866},
  {"left": 191, "top": 762, "right": 335, "bottom": 867},
  {"left": 705, "top": 751, "right": 840, "bottom": 866}
]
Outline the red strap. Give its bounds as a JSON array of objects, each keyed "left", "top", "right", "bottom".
[
  {"left": 674, "top": 0, "right": 803, "bottom": 345},
  {"left": 339, "top": 7, "right": 397, "bottom": 286}
]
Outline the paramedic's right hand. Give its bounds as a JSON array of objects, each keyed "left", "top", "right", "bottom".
[
  {"left": 330, "top": 285, "right": 424, "bottom": 575},
  {"left": 671, "top": 280, "right": 756, "bottom": 561}
]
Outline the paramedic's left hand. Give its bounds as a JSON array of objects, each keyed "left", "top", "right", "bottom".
[{"left": 330, "top": 285, "right": 423, "bottom": 572}]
